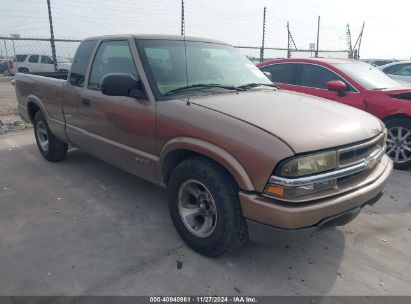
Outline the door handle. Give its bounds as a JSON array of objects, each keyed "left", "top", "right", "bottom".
[{"left": 81, "top": 98, "right": 91, "bottom": 106}]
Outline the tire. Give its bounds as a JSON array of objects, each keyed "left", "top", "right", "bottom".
[
  {"left": 33, "top": 111, "right": 68, "bottom": 162},
  {"left": 167, "top": 156, "right": 248, "bottom": 256},
  {"left": 385, "top": 118, "right": 411, "bottom": 170}
]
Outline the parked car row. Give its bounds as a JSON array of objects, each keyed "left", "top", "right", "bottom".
[
  {"left": 10, "top": 54, "right": 71, "bottom": 75},
  {"left": 257, "top": 58, "right": 411, "bottom": 169},
  {"left": 361, "top": 59, "right": 397, "bottom": 67}
]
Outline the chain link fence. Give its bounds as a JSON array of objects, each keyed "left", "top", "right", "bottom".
[
  {"left": 0, "top": 36, "right": 350, "bottom": 75},
  {"left": 0, "top": 36, "right": 81, "bottom": 75},
  {"left": 235, "top": 46, "right": 349, "bottom": 63}
]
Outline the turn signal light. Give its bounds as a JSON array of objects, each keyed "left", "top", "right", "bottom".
[{"left": 265, "top": 185, "right": 284, "bottom": 196}]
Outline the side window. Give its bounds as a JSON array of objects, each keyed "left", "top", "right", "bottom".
[
  {"left": 394, "top": 64, "right": 411, "bottom": 76},
  {"left": 15, "top": 55, "right": 27, "bottom": 62},
  {"left": 89, "top": 40, "right": 138, "bottom": 90},
  {"left": 383, "top": 65, "right": 396, "bottom": 74},
  {"left": 300, "top": 64, "right": 351, "bottom": 90},
  {"left": 28, "top": 55, "right": 39, "bottom": 63},
  {"left": 259, "top": 63, "right": 296, "bottom": 85},
  {"left": 41, "top": 56, "right": 53, "bottom": 64},
  {"left": 69, "top": 40, "right": 97, "bottom": 87}
]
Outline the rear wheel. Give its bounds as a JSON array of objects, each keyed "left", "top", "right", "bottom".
[
  {"left": 385, "top": 118, "right": 411, "bottom": 169},
  {"left": 33, "top": 111, "right": 68, "bottom": 162},
  {"left": 167, "top": 156, "right": 248, "bottom": 256}
]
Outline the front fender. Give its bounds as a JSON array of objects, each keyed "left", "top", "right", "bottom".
[{"left": 158, "top": 137, "right": 255, "bottom": 191}]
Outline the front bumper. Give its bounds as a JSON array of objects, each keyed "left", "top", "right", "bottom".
[{"left": 240, "top": 155, "right": 393, "bottom": 243}]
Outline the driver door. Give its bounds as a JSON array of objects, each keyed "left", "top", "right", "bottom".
[{"left": 65, "top": 38, "right": 157, "bottom": 182}]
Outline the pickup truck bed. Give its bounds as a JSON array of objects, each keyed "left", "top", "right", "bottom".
[{"left": 16, "top": 73, "right": 67, "bottom": 141}]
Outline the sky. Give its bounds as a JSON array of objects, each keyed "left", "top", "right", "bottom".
[{"left": 0, "top": 0, "right": 410, "bottom": 59}]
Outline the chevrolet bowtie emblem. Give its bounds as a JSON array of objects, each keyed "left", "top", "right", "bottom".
[{"left": 365, "top": 155, "right": 376, "bottom": 169}]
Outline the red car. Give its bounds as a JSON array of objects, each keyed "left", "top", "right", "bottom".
[{"left": 257, "top": 58, "right": 411, "bottom": 169}]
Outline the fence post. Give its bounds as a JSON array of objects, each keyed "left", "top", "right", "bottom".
[
  {"left": 315, "top": 16, "right": 320, "bottom": 58},
  {"left": 3, "top": 39, "right": 10, "bottom": 74},
  {"left": 287, "top": 22, "right": 290, "bottom": 58},
  {"left": 47, "top": 0, "right": 58, "bottom": 71},
  {"left": 260, "top": 6, "right": 266, "bottom": 63}
]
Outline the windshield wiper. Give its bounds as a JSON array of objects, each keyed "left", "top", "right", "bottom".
[
  {"left": 235, "top": 83, "right": 279, "bottom": 90},
  {"left": 165, "top": 83, "right": 241, "bottom": 95}
]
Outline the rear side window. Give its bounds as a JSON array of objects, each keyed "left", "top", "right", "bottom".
[
  {"left": 259, "top": 63, "right": 296, "bottom": 85},
  {"left": 69, "top": 40, "right": 97, "bottom": 87},
  {"left": 41, "top": 56, "right": 54, "bottom": 64},
  {"left": 88, "top": 40, "right": 138, "bottom": 90},
  {"left": 28, "top": 55, "right": 39, "bottom": 63},
  {"left": 300, "top": 64, "right": 350, "bottom": 90},
  {"left": 14, "top": 55, "right": 27, "bottom": 62}
]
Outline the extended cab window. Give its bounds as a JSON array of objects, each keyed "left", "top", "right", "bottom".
[
  {"left": 300, "top": 64, "right": 352, "bottom": 90},
  {"left": 41, "top": 56, "right": 53, "bottom": 64},
  {"left": 28, "top": 55, "right": 39, "bottom": 63},
  {"left": 69, "top": 40, "right": 97, "bottom": 87},
  {"left": 259, "top": 63, "right": 296, "bottom": 85},
  {"left": 89, "top": 40, "right": 138, "bottom": 90}
]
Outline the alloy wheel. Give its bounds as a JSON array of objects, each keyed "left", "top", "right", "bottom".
[
  {"left": 36, "top": 121, "right": 49, "bottom": 152},
  {"left": 386, "top": 126, "right": 411, "bottom": 164},
  {"left": 177, "top": 179, "right": 217, "bottom": 238}
]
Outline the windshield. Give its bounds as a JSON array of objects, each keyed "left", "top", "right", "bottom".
[
  {"left": 335, "top": 62, "right": 400, "bottom": 90},
  {"left": 136, "top": 39, "right": 272, "bottom": 98}
]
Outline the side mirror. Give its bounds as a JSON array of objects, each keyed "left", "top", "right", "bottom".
[
  {"left": 326, "top": 80, "right": 347, "bottom": 97},
  {"left": 263, "top": 71, "right": 272, "bottom": 81},
  {"left": 101, "top": 73, "right": 146, "bottom": 99}
]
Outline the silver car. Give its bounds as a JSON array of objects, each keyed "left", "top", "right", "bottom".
[{"left": 379, "top": 61, "right": 411, "bottom": 83}]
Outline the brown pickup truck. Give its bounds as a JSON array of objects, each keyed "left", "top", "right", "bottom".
[{"left": 15, "top": 35, "right": 393, "bottom": 256}]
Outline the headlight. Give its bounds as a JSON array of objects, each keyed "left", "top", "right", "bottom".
[
  {"left": 277, "top": 151, "right": 337, "bottom": 177},
  {"left": 265, "top": 151, "right": 337, "bottom": 198},
  {"left": 383, "top": 128, "right": 388, "bottom": 143}
]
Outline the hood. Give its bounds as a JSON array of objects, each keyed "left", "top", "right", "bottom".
[{"left": 189, "top": 90, "right": 383, "bottom": 153}]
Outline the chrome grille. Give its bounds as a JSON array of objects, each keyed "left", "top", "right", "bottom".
[{"left": 337, "top": 133, "right": 385, "bottom": 168}]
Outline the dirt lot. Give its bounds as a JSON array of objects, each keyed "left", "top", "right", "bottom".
[
  {"left": 0, "top": 76, "right": 30, "bottom": 131},
  {"left": 0, "top": 129, "right": 411, "bottom": 296}
]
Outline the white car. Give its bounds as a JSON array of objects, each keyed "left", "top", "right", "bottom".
[
  {"left": 379, "top": 61, "right": 411, "bottom": 83},
  {"left": 11, "top": 54, "right": 71, "bottom": 75}
]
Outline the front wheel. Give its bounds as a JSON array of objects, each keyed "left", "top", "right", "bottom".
[
  {"left": 33, "top": 111, "right": 68, "bottom": 162},
  {"left": 385, "top": 118, "right": 411, "bottom": 169},
  {"left": 167, "top": 156, "right": 248, "bottom": 257}
]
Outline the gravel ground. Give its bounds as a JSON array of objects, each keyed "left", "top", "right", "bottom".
[
  {"left": 0, "top": 129, "right": 410, "bottom": 296},
  {"left": 0, "top": 75, "right": 31, "bottom": 132}
]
